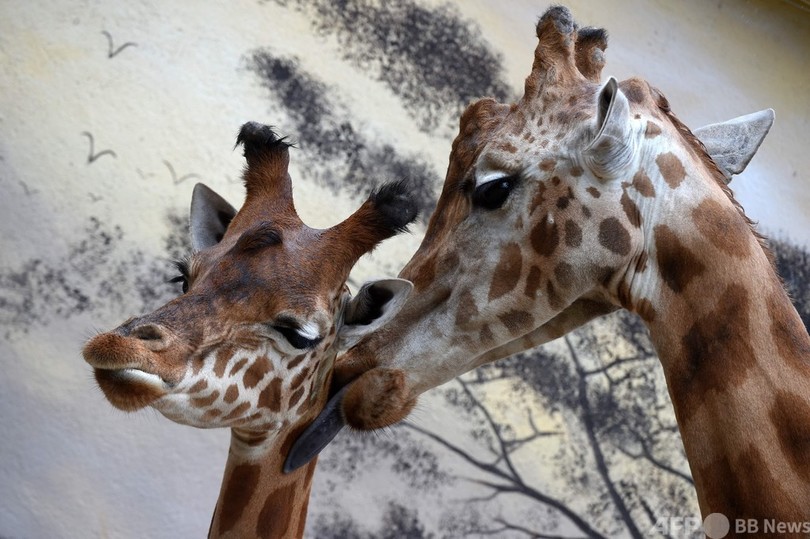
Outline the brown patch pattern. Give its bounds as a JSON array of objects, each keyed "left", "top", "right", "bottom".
[
  {"left": 531, "top": 216, "right": 560, "bottom": 257},
  {"left": 217, "top": 464, "right": 260, "bottom": 535},
  {"left": 258, "top": 378, "right": 282, "bottom": 411},
  {"left": 598, "top": 217, "right": 631, "bottom": 256},
  {"left": 654, "top": 224, "right": 705, "bottom": 293},
  {"left": 564, "top": 220, "right": 582, "bottom": 247},
  {"left": 524, "top": 266, "right": 543, "bottom": 299},
  {"left": 546, "top": 281, "right": 563, "bottom": 310},
  {"left": 586, "top": 186, "right": 600, "bottom": 198},
  {"left": 767, "top": 293, "right": 810, "bottom": 371},
  {"left": 256, "top": 481, "right": 296, "bottom": 538},
  {"left": 229, "top": 357, "right": 248, "bottom": 377},
  {"left": 692, "top": 199, "right": 750, "bottom": 258},
  {"left": 631, "top": 169, "right": 656, "bottom": 197},
  {"left": 673, "top": 284, "right": 755, "bottom": 422},
  {"left": 488, "top": 243, "right": 523, "bottom": 301},
  {"left": 656, "top": 152, "right": 686, "bottom": 189},
  {"left": 455, "top": 289, "right": 480, "bottom": 327},
  {"left": 287, "top": 354, "right": 306, "bottom": 370},
  {"left": 224, "top": 384, "right": 239, "bottom": 404},
  {"left": 554, "top": 262, "right": 574, "bottom": 289},
  {"left": 480, "top": 324, "right": 494, "bottom": 345},
  {"left": 644, "top": 121, "right": 662, "bottom": 138},
  {"left": 192, "top": 390, "right": 220, "bottom": 408},
  {"left": 498, "top": 310, "right": 533, "bottom": 335},
  {"left": 188, "top": 379, "right": 208, "bottom": 393},
  {"left": 539, "top": 158, "right": 556, "bottom": 171},
  {"left": 770, "top": 391, "right": 810, "bottom": 483},
  {"left": 244, "top": 356, "right": 272, "bottom": 389},
  {"left": 696, "top": 446, "right": 801, "bottom": 521},
  {"left": 214, "top": 346, "right": 236, "bottom": 378},
  {"left": 620, "top": 191, "right": 642, "bottom": 228},
  {"left": 222, "top": 401, "right": 250, "bottom": 421}
]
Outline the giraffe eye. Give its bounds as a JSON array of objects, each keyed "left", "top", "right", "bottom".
[
  {"left": 273, "top": 325, "right": 323, "bottom": 350},
  {"left": 169, "top": 259, "right": 190, "bottom": 294},
  {"left": 169, "top": 275, "right": 189, "bottom": 294},
  {"left": 473, "top": 176, "right": 517, "bottom": 210}
]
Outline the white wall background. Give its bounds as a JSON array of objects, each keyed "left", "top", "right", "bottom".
[{"left": 1, "top": 1, "right": 808, "bottom": 537}]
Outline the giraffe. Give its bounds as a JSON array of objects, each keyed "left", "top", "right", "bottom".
[
  {"left": 290, "top": 6, "right": 810, "bottom": 529},
  {"left": 82, "top": 122, "right": 416, "bottom": 538}
]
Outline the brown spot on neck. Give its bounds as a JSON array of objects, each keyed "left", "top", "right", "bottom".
[
  {"left": 564, "top": 220, "right": 582, "bottom": 247},
  {"left": 767, "top": 292, "right": 810, "bottom": 372},
  {"left": 770, "top": 391, "right": 810, "bottom": 484},
  {"left": 620, "top": 191, "right": 642, "bottom": 228},
  {"left": 654, "top": 224, "right": 705, "bottom": 293},
  {"left": 256, "top": 481, "right": 297, "bottom": 538},
  {"left": 695, "top": 446, "right": 804, "bottom": 521},
  {"left": 671, "top": 284, "right": 755, "bottom": 423},
  {"left": 598, "top": 217, "right": 631, "bottom": 256},
  {"left": 691, "top": 198, "right": 751, "bottom": 258},
  {"left": 216, "top": 463, "right": 261, "bottom": 536},
  {"left": 644, "top": 121, "right": 662, "bottom": 138},
  {"left": 656, "top": 152, "right": 686, "bottom": 189},
  {"left": 631, "top": 169, "right": 656, "bottom": 198}
]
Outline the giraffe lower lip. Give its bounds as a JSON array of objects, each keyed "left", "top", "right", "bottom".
[
  {"left": 118, "top": 368, "right": 171, "bottom": 388},
  {"left": 94, "top": 368, "right": 170, "bottom": 412}
]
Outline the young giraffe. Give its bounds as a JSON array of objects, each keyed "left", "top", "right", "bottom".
[
  {"left": 293, "top": 6, "right": 810, "bottom": 529},
  {"left": 82, "top": 122, "right": 416, "bottom": 538}
]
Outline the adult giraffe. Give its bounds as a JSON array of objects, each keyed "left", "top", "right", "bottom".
[
  {"left": 291, "top": 6, "right": 810, "bottom": 531},
  {"left": 82, "top": 122, "right": 416, "bottom": 538}
]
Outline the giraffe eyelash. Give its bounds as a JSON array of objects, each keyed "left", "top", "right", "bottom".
[
  {"left": 171, "top": 257, "right": 191, "bottom": 278},
  {"left": 168, "top": 257, "right": 192, "bottom": 293}
]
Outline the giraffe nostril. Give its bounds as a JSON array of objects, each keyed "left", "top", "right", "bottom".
[{"left": 130, "top": 324, "right": 166, "bottom": 341}]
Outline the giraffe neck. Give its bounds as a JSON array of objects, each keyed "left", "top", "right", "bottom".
[
  {"left": 629, "top": 192, "right": 810, "bottom": 521},
  {"left": 209, "top": 427, "right": 316, "bottom": 539}
]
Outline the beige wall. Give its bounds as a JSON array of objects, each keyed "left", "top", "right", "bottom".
[{"left": 1, "top": 1, "right": 808, "bottom": 537}]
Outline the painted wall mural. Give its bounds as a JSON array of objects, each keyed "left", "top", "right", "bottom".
[{"left": 1, "top": 1, "right": 809, "bottom": 537}]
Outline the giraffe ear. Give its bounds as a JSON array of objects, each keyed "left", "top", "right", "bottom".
[
  {"left": 189, "top": 183, "right": 237, "bottom": 251},
  {"left": 693, "top": 109, "right": 774, "bottom": 183},
  {"left": 338, "top": 278, "right": 413, "bottom": 350},
  {"left": 583, "top": 77, "right": 634, "bottom": 180}
]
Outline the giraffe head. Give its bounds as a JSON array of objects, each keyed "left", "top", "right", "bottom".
[
  {"left": 82, "top": 122, "right": 416, "bottom": 436},
  {"left": 286, "top": 6, "right": 775, "bottom": 465}
]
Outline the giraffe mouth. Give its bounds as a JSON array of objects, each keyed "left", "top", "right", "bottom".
[{"left": 93, "top": 367, "right": 172, "bottom": 411}]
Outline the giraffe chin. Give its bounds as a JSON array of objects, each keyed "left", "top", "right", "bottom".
[{"left": 94, "top": 368, "right": 169, "bottom": 412}]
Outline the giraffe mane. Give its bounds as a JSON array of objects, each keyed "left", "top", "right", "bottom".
[{"left": 653, "top": 89, "right": 775, "bottom": 266}]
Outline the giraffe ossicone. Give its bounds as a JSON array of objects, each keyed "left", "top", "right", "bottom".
[
  {"left": 83, "top": 122, "right": 417, "bottom": 538},
  {"left": 293, "top": 5, "right": 810, "bottom": 525}
]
